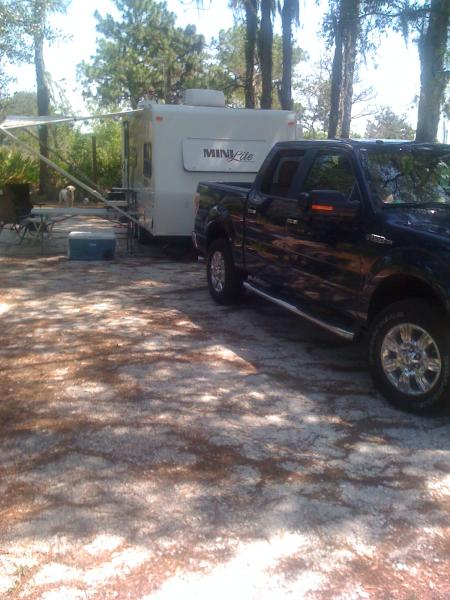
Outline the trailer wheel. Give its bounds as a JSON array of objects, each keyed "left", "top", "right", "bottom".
[{"left": 207, "top": 239, "right": 243, "bottom": 305}]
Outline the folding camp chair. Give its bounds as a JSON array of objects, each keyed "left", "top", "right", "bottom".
[{"left": 0, "top": 183, "right": 41, "bottom": 243}]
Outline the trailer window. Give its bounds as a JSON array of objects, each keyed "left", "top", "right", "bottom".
[{"left": 143, "top": 143, "right": 152, "bottom": 178}]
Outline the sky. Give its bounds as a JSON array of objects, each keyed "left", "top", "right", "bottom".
[{"left": 5, "top": 0, "right": 428, "bottom": 136}]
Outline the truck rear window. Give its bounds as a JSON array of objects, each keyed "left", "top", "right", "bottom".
[{"left": 261, "top": 150, "right": 305, "bottom": 198}]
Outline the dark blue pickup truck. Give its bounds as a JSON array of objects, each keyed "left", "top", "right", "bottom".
[{"left": 193, "top": 139, "right": 450, "bottom": 415}]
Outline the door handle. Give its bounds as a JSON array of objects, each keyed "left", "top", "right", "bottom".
[
  {"left": 286, "top": 218, "right": 298, "bottom": 225},
  {"left": 247, "top": 208, "right": 257, "bottom": 215}
]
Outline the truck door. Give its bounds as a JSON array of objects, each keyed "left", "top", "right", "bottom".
[
  {"left": 244, "top": 148, "right": 306, "bottom": 289},
  {"left": 284, "top": 149, "right": 366, "bottom": 315}
]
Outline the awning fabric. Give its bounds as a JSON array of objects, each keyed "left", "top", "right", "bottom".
[{"left": 0, "top": 109, "right": 143, "bottom": 130}]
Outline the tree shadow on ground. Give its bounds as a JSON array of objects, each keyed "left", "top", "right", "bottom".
[{"left": 0, "top": 256, "right": 449, "bottom": 598}]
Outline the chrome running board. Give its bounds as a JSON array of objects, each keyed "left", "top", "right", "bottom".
[{"left": 243, "top": 282, "right": 355, "bottom": 341}]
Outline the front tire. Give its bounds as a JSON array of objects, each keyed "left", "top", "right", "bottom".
[
  {"left": 368, "top": 300, "right": 450, "bottom": 415},
  {"left": 206, "top": 238, "right": 243, "bottom": 305}
]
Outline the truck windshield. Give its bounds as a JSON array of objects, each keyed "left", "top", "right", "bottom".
[{"left": 362, "top": 149, "right": 450, "bottom": 206}]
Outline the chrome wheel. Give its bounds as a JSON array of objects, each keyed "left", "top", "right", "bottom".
[
  {"left": 210, "top": 250, "right": 226, "bottom": 293},
  {"left": 381, "top": 323, "right": 442, "bottom": 395}
]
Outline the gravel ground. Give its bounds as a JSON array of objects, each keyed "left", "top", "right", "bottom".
[{"left": 0, "top": 222, "right": 449, "bottom": 599}]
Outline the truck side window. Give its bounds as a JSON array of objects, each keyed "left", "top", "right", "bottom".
[
  {"left": 143, "top": 142, "right": 152, "bottom": 178},
  {"left": 261, "top": 151, "right": 305, "bottom": 198},
  {"left": 304, "top": 152, "right": 356, "bottom": 198}
]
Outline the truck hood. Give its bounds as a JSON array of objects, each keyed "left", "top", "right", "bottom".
[{"left": 384, "top": 206, "right": 450, "bottom": 242}]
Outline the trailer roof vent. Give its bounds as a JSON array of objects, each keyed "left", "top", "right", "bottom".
[{"left": 183, "top": 89, "right": 225, "bottom": 108}]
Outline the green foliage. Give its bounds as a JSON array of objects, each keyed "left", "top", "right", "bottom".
[
  {"left": 0, "top": 91, "right": 38, "bottom": 117},
  {"left": 207, "top": 26, "right": 247, "bottom": 105},
  {"left": 365, "top": 106, "right": 415, "bottom": 139},
  {"left": 0, "top": 147, "right": 39, "bottom": 184},
  {"left": 1, "top": 1, "right": 71, "bottom": 195},
  {"left": 0, "top": 0, "right": 68, "bottom": 73},
  {"left": 209, "top": 24, "right": 305, "bottom": 107},
  {"left": 0, "top": 1, "right": 29, "bottom": 96},
  {"left": 0, "top": 91, "right": 41, "bottom": 187},
  {"left": 0, "top": 90, "right": 121, "bottom": 189},
  {"left": 68, "top": 120, "right": 122, "bottom": 189},
  {"left": 301, "top": 129, "right": 329, "bottom": 140},
  {"left": 78, "top": 0, "right": 206, "bottom": 109}
]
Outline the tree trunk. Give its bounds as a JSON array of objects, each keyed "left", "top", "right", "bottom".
[
  {"left": 259, "top": 0, "right": 273, "bottom": 109},
  {"left": 415, "top": 0, "right": 449, "bottom": 142},
  {"left": 328, "top": 14, "right": 343, "bottom": 138},
  {"left": 340, "top": 0, "right": 360, "bottom": 138},
  {"left": 327, "top": 0, "right": 360, "bottom": 139},
  {"left": 244, "top": 0, "right": 258, "bottom": 108},
  {"left": 280, "top": 0, "right": 293, "bottom": 110},
  {"left": 34, "top": 27, "right": 51, "bottom": 197}
]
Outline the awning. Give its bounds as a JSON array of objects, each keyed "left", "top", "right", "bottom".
[
  {"left": 0, "top": 109, "right": 144, "bottom": 130},
  {"left": 0, "top": 109, "right": 145, "bottom": 226}
]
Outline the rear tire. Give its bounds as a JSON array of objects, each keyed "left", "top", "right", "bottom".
[
  {"left": 206, "top": 238, "right": 243, "bottom": 305},
  {"left": 368, "top": 299, "right": 450, "bottom": 415}
]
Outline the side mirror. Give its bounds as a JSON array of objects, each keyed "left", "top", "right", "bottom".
[{"left": 309, "top": 189, "right": 359, "bottom": 219}]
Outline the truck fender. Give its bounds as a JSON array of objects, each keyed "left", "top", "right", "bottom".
[
  {"left": 364, "top": 247, "right": 450, "bottom": 317},
  {"left": 205, "top": 205, "right": 235, "bottom": 246}
]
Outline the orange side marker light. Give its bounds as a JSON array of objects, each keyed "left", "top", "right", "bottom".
[{"left": 311, "top": 204, "right": 334, "bottom": 212}]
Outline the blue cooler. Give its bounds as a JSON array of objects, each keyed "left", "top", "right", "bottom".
[{"left": 68, "top": 231, "right": 116, "bottom": 260}]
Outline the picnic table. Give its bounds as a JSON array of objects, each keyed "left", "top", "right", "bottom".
[{"left": 30, "top": 207, "right": 118, "bottom": 252}]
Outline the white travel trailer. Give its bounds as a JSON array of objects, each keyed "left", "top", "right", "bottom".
[{"left": 123, "top": 89, "right": 297, "bottom": 238}]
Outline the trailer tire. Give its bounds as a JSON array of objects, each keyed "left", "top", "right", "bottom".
[{"left": 207, "top": 238, "right": 243, "bottom": 305}]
